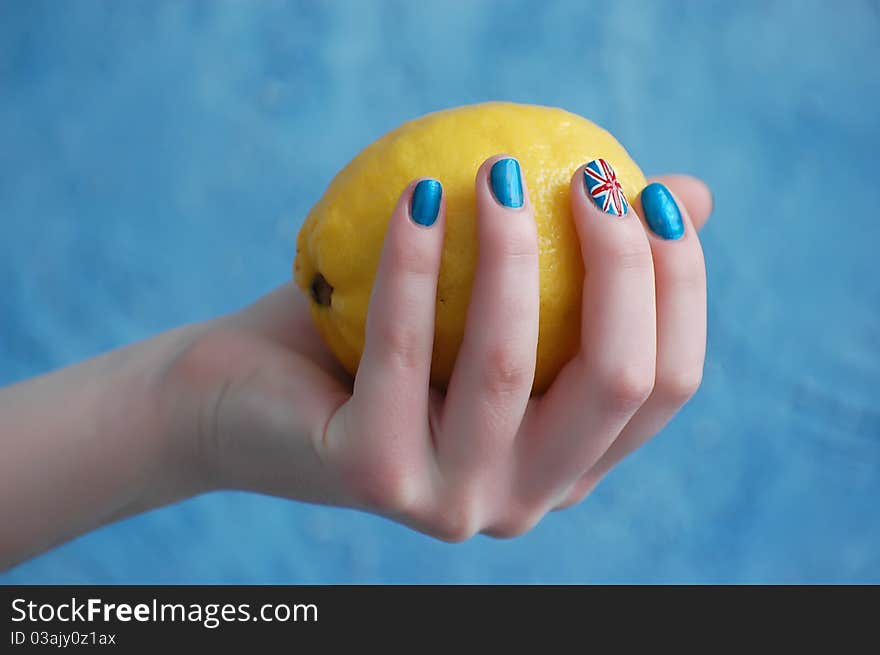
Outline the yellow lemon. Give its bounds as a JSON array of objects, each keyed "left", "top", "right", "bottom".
[{"left": 294, "top": 102, "right": 646, "bottom": 394}]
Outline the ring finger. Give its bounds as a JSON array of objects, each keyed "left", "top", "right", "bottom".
[{"left": 559, "top": 177, "right": 707, "bottom": 507}]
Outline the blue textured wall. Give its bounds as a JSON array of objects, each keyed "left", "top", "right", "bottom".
[{"left": 1, "top": 0, "right": 878, "bottom": 583}]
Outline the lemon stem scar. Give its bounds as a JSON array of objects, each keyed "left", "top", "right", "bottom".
[{"left": 310, "top": 273, "right": 333, "bottom": 307}]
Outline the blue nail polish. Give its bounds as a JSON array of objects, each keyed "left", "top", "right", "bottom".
[
  {"left": 490, "top": 158, "right": 524, "bottom": 208},
  {"left": 641, "top": 182, "right": 684, "bottom": 240},
  {"left": 411, "top": 179, "right": 442, "bottom": 226}
]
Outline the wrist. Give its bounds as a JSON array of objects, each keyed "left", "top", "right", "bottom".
[
  {"left": 89, "top": 321, "right": 222, "bottom": 518},
  {"left": 149, "top": 322, "right": 226, "bottom": 497},
  {"left": 154, "top": 319, "right": 256, "bottom": 496}
]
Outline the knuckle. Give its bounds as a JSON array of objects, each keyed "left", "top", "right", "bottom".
[
  {"left": 485, "top": 509, "right": 542, "bottom": 540},
  {"left": 600, "top": 362, "right": 655, "bottom": 412},
  {"left": 555, "top": 477, "right": 599, "bottom": 510},
  {"left": 482, "top": 342, "right": 532, "bottom": 396},
  {"left": 350, "top": 460, "right": 420, "bottom": 515},
  {"left": 656, "top": 367, "right": 704, "bottom": 405},
  {"left": 483, "top": 226, "right": 539, "bottom": 265},
  {"left": 432, "top": 523, "right": 476, "bottom": 544},
  {"left": 385, "top": 234, "right": 438, "bottom": 278},
  {"left": 375, "top": 319, "right": 426, "bottom": 371},
  {"left": 658, "top": 253, "right": 706, "bottom": 293},
  {"left": 553, "top": 495, "right": 581, "bottom": 511},
  {"left": 429, "top": 500, "right": 481, "bottom": 543},
  {"left": 605, "top": 237, "right": 653, "bottom": 273}
]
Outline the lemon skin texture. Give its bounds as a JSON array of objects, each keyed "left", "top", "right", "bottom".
[{"left": 294, "top": 102, "right": 646, "bottom": 394}]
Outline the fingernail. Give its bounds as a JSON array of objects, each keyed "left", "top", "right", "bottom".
[
  {"left": 489, "top": 158, "right": 524, "bottom": 208},
  {"left": 410, "top": 179, "right": 442, "bottom": 226},
  {"left": 583, "top": 158, "right": 629, "bottom": 217},
  {"left": 641, "top": 182, "right": 684, "bottom": 240}
]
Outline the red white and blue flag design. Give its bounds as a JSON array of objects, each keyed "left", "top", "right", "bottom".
[{"left": 584, "top": 158, "right": 629, "bottom": 217}]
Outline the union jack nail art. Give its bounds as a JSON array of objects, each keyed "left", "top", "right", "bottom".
[{"left": 583, "top": 158, "right": 629, "bottom": 217}]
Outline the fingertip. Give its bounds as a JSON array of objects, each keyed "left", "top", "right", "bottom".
[
  {"left": 476, "top": 153, "right": 517, "bottom": 179},
  {"left": 380, "top": 178, "right": 445, "bottom": 276},
  {"left": 693, "top": 176, "right": 714, "bottom": 216},
  {"left": 569, "top": 163, "right": 594, "bottom": 215},
  {"left": 689, "top": 175, "right": 714, "bottom": 216},
  {"left": 570, "top": 163, "right": 588, "bottom": 193},
  {"left": 648, "top": 174, "right": 713, "bottom": 231},
  {"left": 410, "top": 178, "right": 443, "bottom": 228},
  {"left": 478, "top": 154, "right": 528, "bottom": 210},
  {"left": 679, "top": 174, "right": 713, "bottom": 224},
  {"left": 640, "top": 182, "right": 686, "bottom": 241},
  {"left": 571, "top": 158, "right": 633, "bottom": 220}
]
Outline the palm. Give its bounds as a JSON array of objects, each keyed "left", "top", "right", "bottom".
[{"left": 177, "top": 282, "right": 359, "bottom": 501}]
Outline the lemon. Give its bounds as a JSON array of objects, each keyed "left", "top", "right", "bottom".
[{"left": 294, "top": 102, "right": 646, "bottom": 394}]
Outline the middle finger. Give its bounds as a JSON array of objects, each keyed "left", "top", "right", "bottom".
[{"left": 439, "top": 155, "right": 540, "bottom": 483}]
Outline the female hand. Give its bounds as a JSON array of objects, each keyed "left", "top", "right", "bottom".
[{"left": 166, "top": 156, "right": 712, "bottom": 541}]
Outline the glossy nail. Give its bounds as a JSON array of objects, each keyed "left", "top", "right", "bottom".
[
  {"left": 410, "top": 179, "right": 442, "bottom": 226},
  {"left": 641, "top": 182, "right": 684, "bottom": 240},
  {"left": 489, "top": 158, "right": 524, "bottom": 208},
  {"left": 583, "top": 158, "right": 629, "bottom": 217}
]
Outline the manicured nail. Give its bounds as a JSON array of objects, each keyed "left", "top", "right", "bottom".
[
  {"left": 641, "top": 182, "right": 684, "bottom": 240},
  {"left": 489, "top": 158, "right": 524, "bottom": 208},
  {"left": 410, "top": 179, "right": 442, "bottom": 226},
  {"left": 583, "top": 158, "right": 629, "bottom": 217}
]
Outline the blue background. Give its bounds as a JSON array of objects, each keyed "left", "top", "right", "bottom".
[{"left": 1, "top": 0, "right": 878, "bottom": 583}]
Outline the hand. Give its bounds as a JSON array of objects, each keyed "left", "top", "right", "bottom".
[{"left": 166, "top": 157, "right": 712, "bottom": 541}]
